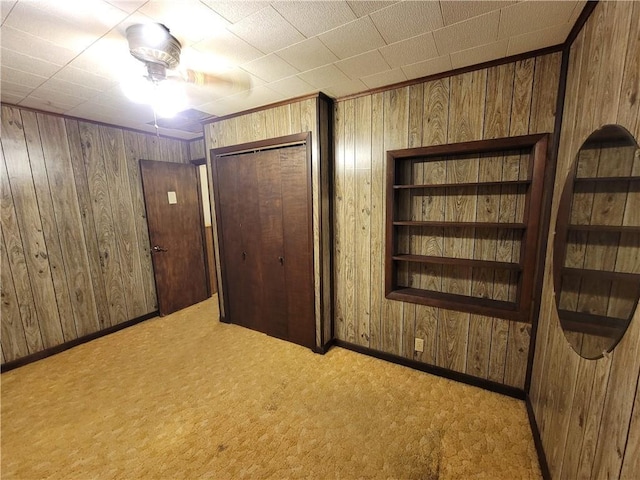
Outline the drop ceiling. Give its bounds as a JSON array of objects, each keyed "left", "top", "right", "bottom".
[{"left": 0, "top": 0, "right": 585, "bottom": 139}]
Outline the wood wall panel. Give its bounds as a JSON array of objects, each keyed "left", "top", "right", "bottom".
[
  {"left": 530, "top": 2, "right": 640, "bottom": 478},
  {"left": 334, "top": 52, "right": 562, "bottom": 389},
  {"left": 0, "top": 105, "right": 192, "bottom": 364},
  {"left": 202, "top": 95, "right": 332, "bottom": 350}
]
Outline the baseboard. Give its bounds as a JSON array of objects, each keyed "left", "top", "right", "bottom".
[
  {"left": 334, "top": 340, "right": 526, "bottom": 400},
  {"left": 313, "top": 338, "right": 335, "bottom": 354},
  {"left": 526, "top": 394, "right": 551, "bottom": 480},
  {"left": 1, "top": 311, "right": 159, "bottom": 373}
]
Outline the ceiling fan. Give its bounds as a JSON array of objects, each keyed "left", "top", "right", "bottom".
[{"left": 123, "top": 22, "right": 249, "bottom": 120}]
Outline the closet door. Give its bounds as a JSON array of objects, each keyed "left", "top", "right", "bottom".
[
  {"left": 254, "top": 149, "right": 288, "bottom": 340},
  {"left": 213, "top": 142, "right": 315, "bottom": 349},
  {"left": 215, "top": 153, "right": 264, "bottom": 332},
  {"left": 278, "top": 145, "right": 315, "bottom": 348}
]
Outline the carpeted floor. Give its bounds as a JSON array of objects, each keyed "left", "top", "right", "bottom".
[{"left": 1, "top": 296, "right": 541, "bottom": 479}]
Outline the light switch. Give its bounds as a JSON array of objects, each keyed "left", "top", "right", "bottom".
[{"left": 167, "top": 191, "right": 177, "bottom": 204}]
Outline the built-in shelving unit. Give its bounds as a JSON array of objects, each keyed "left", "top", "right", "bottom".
[{"left": 385, "top": 134, "right": 549, "bottom": 322}]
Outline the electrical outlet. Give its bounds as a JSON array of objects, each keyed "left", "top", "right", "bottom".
[{"left": 414, "top": 337, "right": 424, "bottom": 352}]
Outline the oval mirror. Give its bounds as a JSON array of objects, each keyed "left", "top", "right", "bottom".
[{"left": 554, "top": 124, "right": 640, "bottom": 359}]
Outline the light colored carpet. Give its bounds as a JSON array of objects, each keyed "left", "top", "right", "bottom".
[{"left": 1, "top": 296, "right": 541, "bottom": 479}]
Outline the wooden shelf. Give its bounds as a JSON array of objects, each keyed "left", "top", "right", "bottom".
[
  {"left": 394, "top": 221, "right": 527, "bottom": 229},
  {"left": 560, "top": 267, "right": 640, "bottom": 283},
  {"left": 557, "top": 308, "right": 628, "bottom": 338},
  {"left": 386, "top": 133, "right": 548, "bottom": 322},
  {"left": 392, "top": 254, "right": 522, "bottom": 271},
  {"left": 567, "top": 224, "right": 640, "bottom": 233},
  {"left": 388, "top": 287, "right": 522, "bottom": 321},
  {"left": 393, "top": 180, "right": 530, "bottom": 190}
]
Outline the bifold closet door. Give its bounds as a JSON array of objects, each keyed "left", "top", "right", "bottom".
[
  {"left": 214, "top": 144, "right": 314, "bottom": 348},
  {"left": 215, "top": 153, "right": 264, "bottom": 333}
]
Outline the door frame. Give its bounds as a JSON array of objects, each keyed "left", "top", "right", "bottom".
[{"left": 210, "top": 132, "right": 313, "bottom": 328}]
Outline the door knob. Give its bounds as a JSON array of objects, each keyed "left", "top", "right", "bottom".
[
  {"left": 152, "top": 245, "right": 168, "bottom": 252},
  {"left": 278, "top": 256, "right": 284, "bottom": 265},
  {"left": 242, "top": 251, "right": 247, "bottom": 260}
]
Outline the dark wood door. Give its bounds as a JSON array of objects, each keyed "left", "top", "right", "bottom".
[
  {"left": 140, "top": 160, "right": 209, "bottom": 315},
  {"left": 213, "top": 144, "right": 315, "bottom": 349}
]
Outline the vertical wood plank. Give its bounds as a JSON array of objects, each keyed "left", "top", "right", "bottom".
[
  {"left": 1, "top": 106, "right": 64, "bottom": 348},
  {"left": 343, "top": 99, "right": 356, "bottom": 344},
  {"left": 616, "top": 1, "right": 640, "bottom": 133},
  {"left": 620, "top": 369, "right": 640, "bottom": 479},
  {"left": 21, "top": 111, "right": 77, "bottom": 341},
  {"left": 80, "top": 122, "right": 128, "bottom": 325},
  {"left": 369, "top": 92, "right": 385, "bottom": 352},
  {"left": 65, "top": 119, "right": 111, "bottom": 329},
  {"left": 355, "top": 95, "right": 372, "bottom": 347},
  {"left": 530, "top": 52, "right": 562, "bottom": 134},
  {"left": 122, "top": 131, "right": 157, "bottom": 312},
  {"left": 333, "top": 102, "right": 346, "bottom": 341},
  {"left": 37, "top": 114, "right": 100, "bottom": 337},
  {"left": 0, "top": 230, "right": 30, "bottom": 361},
  {"left": 100, "top": 126, "right": 147, "bottom": 318},
  {"left": 382, "top": 87, "right": 409, "bottom": 355}
]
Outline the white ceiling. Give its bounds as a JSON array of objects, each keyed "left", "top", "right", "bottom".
[{"left": 0, "top": 0, "right": 584, "bottom": 139}]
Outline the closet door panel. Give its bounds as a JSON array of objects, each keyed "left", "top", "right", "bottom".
[
  {"left": 255, "top": 150, "right": 288, "bottom": 340},
  {"left": 216, "top": 155, "right": 262, "bottom": 331},
  {"left": 280, "top": 145, "right": 315, "bottom": 348}
]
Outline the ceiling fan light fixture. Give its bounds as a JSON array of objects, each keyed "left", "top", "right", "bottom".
[{"left": 126, "top": 23, "right": 181, "bottom": 70}]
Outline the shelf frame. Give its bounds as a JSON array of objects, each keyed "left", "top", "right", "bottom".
[{"left": 385, "top": 133, "right": 549, "bottom": 323}]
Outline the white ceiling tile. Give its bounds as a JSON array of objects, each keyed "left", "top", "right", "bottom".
[
  {"left": 25, "top": 90, "right": 86, "bottom": 109},
  {"left": 450, "top": 39, "right": 509, "bottom": 69},
  {"left": 1, "top": 66, "right": 48, "bottom": 89},
  {"left": 104, "top": 1, "right": 147, "bottom": 14},
  {"left": 335, "top": 50, "right": 391, "bottom": 80},
  {"left": 370, "top": 1, "right": 444, "bottom": 44},
  {"left": 52, "top": 67, "right": 119, "bottom": 92},
  {"left": 18, "top": 97, "right": 71, "bottom": 114},
  {"left": 361, "top": 67, "right": 407, "bottom": 89},
  {"left": 228, "top": 6, "right": 305, "bottom": 54},
  {"left": 276, "top": 38, "right": 339, "bottom": 72},
  {"left": 193, "top": 29, "right": 263, "bottom": 67},
  {"left": 1, "top": 1, "right": 16, "bottom": 24},
  {"left": 401, "top": 55, "right": 453, "bottom": 80},
  {"left": 1, "top": 48, "right": 62, "bottom": 77},
  {"left": 35, "top": 78, "right": 103, "bottom": 101},
  {"left": 199, "top": 1, "right": 266, "bottom": 23},
  {"left": 0, "top": 26, "right": 78, "bottom": 66},
  {"left": 1, "top": 80, "right": 35, "bottom": 98},
  {"left": 499, "top": 1, "right": 579, "bottom": 39},
  {"left": 434, "top": 10, "right": 500, "bottom": 55},
  {"left": 322, "top": 78, "right": 367, "bottom": 98},
  {"left": 318, "top": 16, "right": 386, "bottom": 60},
  {"left": 4, "top": 1, "right": 127, "bottom": 53},
  {"left": 272, "top": 1, "right": 356, "bottom": 37},
  {"left": 346, "top": 1, "right": 397, "bottom": 18},
  {"left": 379, "top": 32, "right": 439, "bottom": 68},
  {"left": 241, "top": 54, "right": 298, "bottom": 83},
  {"left": 138, "top": 0, "right": 230, "bottom": 46},
  {"left": 506, "top": 23, "right": 571, "bottom": 56},
  {"left": 1, "top": 92, "right": 24, "bottom": 105},
  {"left": 440, "top": 1, "right": 515, "bottom": 26},
  {"left": 268, "top": 75, "right": 315, "bottom": 97},
  {"left": 198, "top": 95, "right": 240, "bottom": 117},
  {"left": 298, "top": 64, "right": 351, "bottom": 89}
]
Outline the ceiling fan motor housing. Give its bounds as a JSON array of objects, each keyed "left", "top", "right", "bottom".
[{"left": 126, "top": 23, "right": 182, "bottom": 71}]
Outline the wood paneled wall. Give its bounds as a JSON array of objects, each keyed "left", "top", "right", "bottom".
[
  {"left": 530, "top": 2, "right": 640, "bottom": 478},
  {"left": 202, "top": 95, "right": 333, "bottom": 350},
  {"left": 0, "top": 106, "right": 191, "bottom": 364},
  {"left": 334, "top": 52, "right": 562, "bottom": 389}
]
